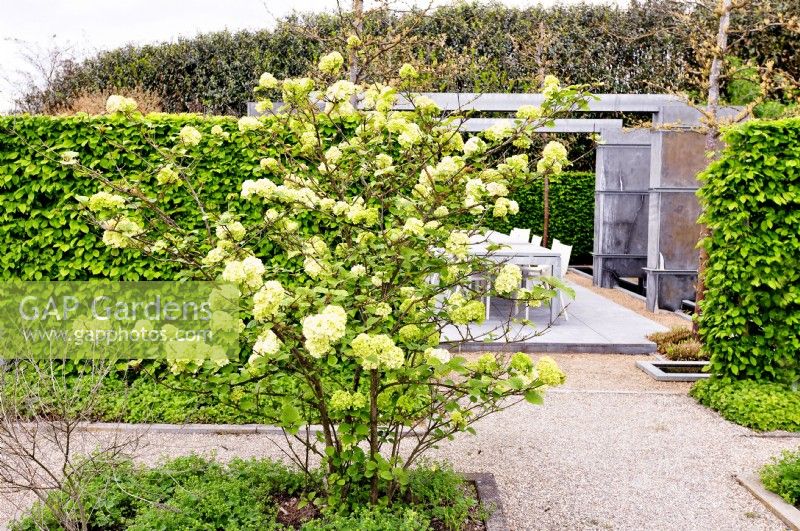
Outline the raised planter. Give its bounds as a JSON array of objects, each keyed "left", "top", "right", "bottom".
[
  {"left": 636, "top": 360, "right": 710, "bottom": 382},
  {"left": 465, "top": 473, "right": 509, "bottom": 531},
  {"left": 736, "top": 474, "right": 800, "bottom": 531}
]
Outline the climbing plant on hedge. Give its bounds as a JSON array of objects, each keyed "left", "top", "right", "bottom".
[
  {"left": 697, "top": 117, "right": 800, "bottom": 383},
  {"left": 0, "top": 116, "right": 596, "bottom": 280}
]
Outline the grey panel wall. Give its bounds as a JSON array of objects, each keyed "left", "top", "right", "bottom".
[
  {"left": 645, "top": 130, "right": 708, "bottom": 311},
  {"left": 593, "top": 130, "right": 652, "bottom": 288}
]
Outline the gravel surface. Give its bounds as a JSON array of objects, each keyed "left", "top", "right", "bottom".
[
  {"left": 1, "top": 355, "right": 796, "bottom": 530},
  {"left": 567, "top": 272, "right": 692, "bottom": 331}
]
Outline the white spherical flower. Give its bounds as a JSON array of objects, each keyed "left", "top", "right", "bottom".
[
  {"left": 324, "top": 146, "right": 343, "bottom": 165},
  {"left": 260, "top": 157, "right": 280, "bottom": 171},
  {"left": 516, "top": 105, "right": 542, "bottom": 120},
  {"left": 252, "top": 329, "right": 282, "bottom": 357},
  {"left": 302, "top": 305, "right": 347, "bottom": 358},
  {"left": 105, "top": 94, "right": 137, "bottom": 114},
  {"left": 326, "top": 79, "right": 358, "bottom": 102},
  {"left": 402, "top": 217, "right": 425, "bottom": 237},
  {"left": 537, "top": 141, "right": 568, "bottom": 174},
  {"left": 413, "top": 95, "right": 440, "bottom": 115},
  {"left": 258, "top": 72, "right": 279, "bottom": 89},
  {"left": 253, "top": 281, "right": 285, "bottom": 321},
  {"left": 156, "top": 164, "right": 180, "bottom": 185},
  {"left": 433, "top": 206, "right": 449, "bottom": 217},
  {"left": 202, "top": 246, "right": 227, "bottom": 265},
  {"left": 399, "top": 63, "right": 418, "bottom": 80},
  {"left": 318, "top": 51, "right": 345, "bottom": 75},
  {"left": 371, "top": 302, "right": 392, "bottom": 318},
  {"left": 494, "top": 263, "right": 522, "bottom": 295},
  {"left": 222, "top": 256, "right": 264, "bottom": 291},
  {"left": 349, "top": 264, "right": 367, "bottom": 278},
  {"left": 462, "top": 136, "right": 487, "bottom": 157},
  {"left": 86, "top": 191, "right": 126, "bottom": 213},
  {"left": 484, "top": 120, "right": 515, "bottom": 142},
  {"left": 238, "top": 116, "right": 262, "bottom": 132},
  {"left": 241, "top": 178, "right": 277, "bottom": 200},
  {"left": 216, "top": 221, "right": 246, "bottom": 241},
  {"left": 210, "top": 124, "right": 229, "bottom": 138},
  {"left": 486, "top": 181, "right": 509, "bottom": 197},
  {"left": 179, "top": 125, "right": 202, "bottom": 146},
  {"left": 542, "top": 75, "right": 560, "bottom": 99},
  {"left": 351, "top": 333, "right": 404, "bottom": 370},
  {"left": 370, "top": 275, "right": 383, "bottom": 287},
  {"left": 101, "top": 216, "right": 141, "bottom": 249},
  {"left": 492, "top": 197, "right": 519, "bottom": 218},
  {"left": 303, "top": 257, "right": 329, "bottom": 278},
  {"left": 446, "top": 231, "right": 470, "bottom": 259}
]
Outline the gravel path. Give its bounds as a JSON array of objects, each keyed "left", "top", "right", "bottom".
[{"left": 1, "top": 355, "right": 797, "bottom": 530}]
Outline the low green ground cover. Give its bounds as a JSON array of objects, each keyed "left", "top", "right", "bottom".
[
  {"left": 761, "top": 449, "right": 800, "bottom": 507},
  {"left": 2, "top": 365, "right": 276, "bottom": 424},
  {"left": 690, "top": 378, "right": 800, "bottom": 432},
  {"left": 12, "top": 455, "right": 484, "bottom": 531}
]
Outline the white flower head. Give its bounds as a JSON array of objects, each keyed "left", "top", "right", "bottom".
[
  {"left": 179, "top": 125, "right": 202, "bottom": 146},
  {"left": 318, "top": 51, "right": 345, "bottom": 75}
]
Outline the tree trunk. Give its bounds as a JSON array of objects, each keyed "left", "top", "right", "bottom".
[
  {"left": 542, "top": 173, "right": 551, "bottom": 247},
  {"left": 349, "top": 0, "right": 364, "bottom": 84},
  {"left": 694, "top": 0, "right": 732, "bottom": 334},
  {"left": 368, "top": 368, "right": 379, "bottom": 504}
]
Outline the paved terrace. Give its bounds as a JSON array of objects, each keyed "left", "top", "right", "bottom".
[{"left": 441, "top": 277, "right": 667, "bottom": 354}]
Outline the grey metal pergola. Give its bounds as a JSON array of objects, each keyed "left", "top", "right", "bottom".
[{"left": 248, "top": 94, "right": 740, "bottom": 312}]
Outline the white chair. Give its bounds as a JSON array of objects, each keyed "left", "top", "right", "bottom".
[
  {"left": 530, "top": 234, "right": 542, "bottom": 246},
  {"left": 522, "top": 239, "right": 572, "bottom": 322},
  {"left": 509, "top": 228, "right": 531, "bottom": 243}
]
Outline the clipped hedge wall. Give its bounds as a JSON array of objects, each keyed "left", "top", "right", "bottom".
[
  {"left": 0, "top": 115, "right": 261, "bottom": 280},
  {"left": 0, "top": 115, "right": 596, "bottom": 280},
  {"left": 697, "top": 118, "right": 800, "bottom": 383},
  {"left": 488, "top": 171, "right": 595, "bottom": 262}
]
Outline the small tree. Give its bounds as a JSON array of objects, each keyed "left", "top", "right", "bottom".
[{"left": 67, "top": 60, "right": 587, "bottom": 507}]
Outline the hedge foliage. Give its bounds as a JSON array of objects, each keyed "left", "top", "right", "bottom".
[
  {"left": 17, "top": 1, "right": 800, "bottom": 114},
  {"left": 0, "top": 115, "right": 595, "bottom": 281},
  {"left": 487, "top": 171, "right": 595, "bottom": 261},
  {"left": 697, "top": 118, "right": 800, "bottom": 383},
  {"left": 690, "top": 379, "right": 800, "bottom": 432}
]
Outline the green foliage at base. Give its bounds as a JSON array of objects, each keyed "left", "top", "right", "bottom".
[
  {"left": 697, "top": 118, "right": 800, "bottom": 382},
  {"left": 12, "top": 456, "right": 480, "bottom": 531},
  {"left": 690, "top": 378, "right": 800, "bottom": 432},
  {"left": 761, "top": 449, "right": 800, "bottom": 507},
  {"left": 2, "top": 366, "right": 278, "bottom": 424}
]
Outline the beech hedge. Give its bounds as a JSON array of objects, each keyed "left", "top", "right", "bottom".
[
  {"left": 0, "top": 115, "right": 596, "bottom": 281},
  {"left": 697, "top": 118, "right": 800, "bottom": 383}
]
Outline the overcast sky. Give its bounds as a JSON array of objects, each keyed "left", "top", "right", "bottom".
[{"left": 0, "top": 0, "right": 625, "bottom": 111}]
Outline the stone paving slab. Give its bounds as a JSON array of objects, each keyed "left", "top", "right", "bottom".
[{"left": 443, "top": 281, "right": 666, "bottom": 353}]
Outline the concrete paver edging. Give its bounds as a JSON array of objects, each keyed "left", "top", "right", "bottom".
[
  {"left": 465, "top": 473, "right": 508, "bottom": 531},
  {"left": 736, "top": 474, "right": 800, "bottom": 531}
]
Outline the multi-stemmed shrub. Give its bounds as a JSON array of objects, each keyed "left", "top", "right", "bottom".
[{"left": 65, "top": 56, "right": 584, "bottom": 507}]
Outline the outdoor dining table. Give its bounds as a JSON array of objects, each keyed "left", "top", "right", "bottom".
[{"left": 468, "top": 242, "right": 565, "bottom": 323}]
